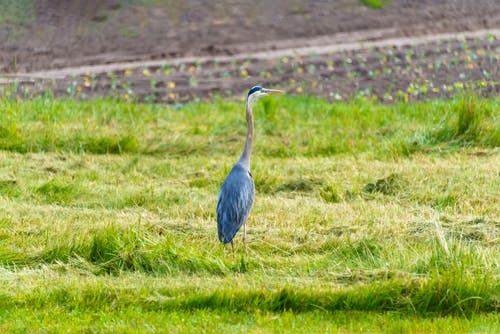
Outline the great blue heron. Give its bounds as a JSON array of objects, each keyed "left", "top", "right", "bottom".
[{"left": 217, "top": 86, "right": 283, "bottom": 256}]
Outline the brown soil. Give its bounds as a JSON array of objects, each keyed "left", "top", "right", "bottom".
[
  {"left": 3, "top": 30, "right": 498, "bottom": 103},
  {"left": 0, "top": 0, "right": 499, "bottom": 102},
  {"left": 1, "top": 0, "right": 499, "bottom": 73}
]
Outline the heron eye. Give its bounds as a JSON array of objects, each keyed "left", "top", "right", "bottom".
[{"left": 247, "top": 86, "right": 262, "bottom": 97}]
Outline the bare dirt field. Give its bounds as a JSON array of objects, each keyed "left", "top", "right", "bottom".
[{"left": 1, "top": 0, "right": 499, "bottom": 102}]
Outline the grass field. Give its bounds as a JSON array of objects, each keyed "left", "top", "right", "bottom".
[{"left": 0, "top": 94, "right": 499, "bottom": 332}]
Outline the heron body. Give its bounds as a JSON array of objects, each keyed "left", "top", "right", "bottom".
[
  {"left": 216, "top": 164, "right": 254, "bottom": 244},
  {"left": 216, "top": 85, "right": 283, "bottom": 255}
]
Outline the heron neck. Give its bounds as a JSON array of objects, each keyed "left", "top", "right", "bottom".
[{"left": 238, "top": 98, "right": 254, "bottom": 170}]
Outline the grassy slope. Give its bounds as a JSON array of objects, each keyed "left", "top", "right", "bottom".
[
  {"left": 0, "top": 0, "right": 35, "bottom": 26},
  {"left": 0, "top": 95, "right": 499, "bottom": 332}
]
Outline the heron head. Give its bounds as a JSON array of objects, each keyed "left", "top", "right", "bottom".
[{"left": 247, "top": 86, "right": 283, "bottom": 103}]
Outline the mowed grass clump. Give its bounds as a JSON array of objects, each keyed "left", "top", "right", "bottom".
[{"left": 0, "top": 94, "right": 498, "bottom": 331}]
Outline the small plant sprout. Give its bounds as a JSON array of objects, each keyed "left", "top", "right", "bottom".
[
  {"left": 240, "top": 68, "right": 249, "bottom": 77},
  {"left": 162, "top": 64, "right": 171, "bottom": 75}
]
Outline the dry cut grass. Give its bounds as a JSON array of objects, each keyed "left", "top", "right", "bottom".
[{"left": 0, "top": 94, "right": 498, "bottom": 332}]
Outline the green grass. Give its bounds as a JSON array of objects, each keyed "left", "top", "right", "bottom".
[
  {"left": 0, "top": 95, "right": 498, "bottom": 331},
  {"left": 359, "top": 0, "right": 392, "bottom": 9},
  {"left": 0, "top": 0, "right": 35, "bottom": 26},
  {"left": 0, "top": 95, "right": 498, "bottom": 157}
]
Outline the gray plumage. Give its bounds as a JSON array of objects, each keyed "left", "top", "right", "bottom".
[
  {"left": 217, "top": 164, "right": 254, "bottom": 244},
  {"left": 216, "top": 86, "right": 283, "bottom": 255}
]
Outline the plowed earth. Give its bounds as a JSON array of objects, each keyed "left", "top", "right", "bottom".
[{"left": 1, "top": 0, "right": 499, "bottom": 102}]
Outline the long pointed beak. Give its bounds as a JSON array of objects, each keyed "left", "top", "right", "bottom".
[{"left": 263, "top": 88, "right": 284, "bottom": 95}]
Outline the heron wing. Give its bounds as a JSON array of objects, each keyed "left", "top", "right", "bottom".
[{"left": 216, "top": 165, "right": 255, "bottom": 244}]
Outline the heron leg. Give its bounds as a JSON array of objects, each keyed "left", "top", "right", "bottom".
[
  {"left": 222, "top": 241, "right": 227, "bottom": 257},
  {"left": 231, "top": 240, "right": 235, "bottom": 257},
  {"left": 243, "top": 223, "right": 248, "bottom": 257}
]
